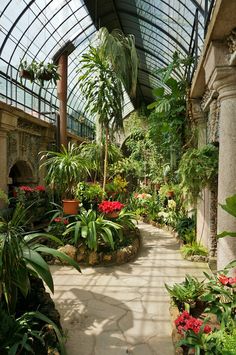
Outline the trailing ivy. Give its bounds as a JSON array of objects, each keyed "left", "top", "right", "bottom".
[{"left": 178, "top": 144, "right": 218, "bottom": 202}]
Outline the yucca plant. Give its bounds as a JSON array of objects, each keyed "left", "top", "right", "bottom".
[
  {"left": 0, "top": 204, "right": 81, "bottom": 314},
  {"left": 40, "top": 142, "right": 90, "bottom": 199},
  {"left": 64, "top": 209, "right": 122, "bottom": 251}
]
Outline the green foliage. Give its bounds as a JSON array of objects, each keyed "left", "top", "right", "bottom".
[
  {"left": 76, "top": 182, "right": 105, "bottom": 207},
  {"left": 0, "top": 308, "right": 66, "bottom": 355},
  {"left": 115, "top": 209, "right": 137, "bottom": 231},
  {"left": 78, "top": 45, "right": 124, "bottom": 131},
  {"left": 218, "top": 194, "right": 236, "bottom": 238},
  {"left": 175, "top": 215, "right": 196, "bottom": 243},
  {"left": 0, "top": 189, "right": 9, "bottom": 205},
  {"left": 180, "top": 242, "right": 208, "bottom": 258},
  {"left": 97, "top": 27, "right": 138, "bottom": 98},
  {"left": 201, "top": 271, "right": 236, "bottom": 323},
  {"left": 40, "top": 143, "right": 89, "bottom": 199},
  {"left": 19, "top": 59, "right": 60, "bottom": 86},
  {"left": 80, "top": 141, "right": 122, "bottom": 182},
  {"left": 64, "top": 209, "right": 122, "bottom": 251},
  {"left": 178, "top": 144, "right": 218, "bottom": 202},
  {"left": 147, "top": 52, "right": 193, "bottom": 169},
  {"left": 165, "top": 274, "right": 205, "bottom": 310},
  {"left": 124, "top": 129, "right": 164, "bottom": 183},
  {"left": 0, "top": 204, "right": 81, "bottom": 314}
]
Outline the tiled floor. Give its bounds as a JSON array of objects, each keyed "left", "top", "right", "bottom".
[{"left": 50, "top": 222, "right": 210, "bottom": 355}]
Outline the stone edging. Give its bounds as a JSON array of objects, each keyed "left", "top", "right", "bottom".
[
  {"left": 56, "top": 229, "right": 141, "bottom": 267},
  {"left": 140, "top": 219, "right": 209, "bottom": 263}
]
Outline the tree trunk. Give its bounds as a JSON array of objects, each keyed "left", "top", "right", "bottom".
[{"left": 103, "top": 127, "right": 109, "bottom": 191}]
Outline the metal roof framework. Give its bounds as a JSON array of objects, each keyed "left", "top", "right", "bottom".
[{"left": 0, "top": 0, "right": 214, "bottom": 125}]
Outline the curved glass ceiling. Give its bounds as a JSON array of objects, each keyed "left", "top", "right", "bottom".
[{"left": 0, "top": 0, "right": 212, "bottom": 125}]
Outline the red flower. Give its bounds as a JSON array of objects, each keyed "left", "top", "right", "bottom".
[
  {"left": 98, "top": 201, "right": 124, "bottom": 214},
  {"left": 54, "top": 217, "right": 69, "bottom": 224},
  {"left": 204, "top": 325, "right": 212, "bottom": 334},
  {"left": 175, "top": 312, "right": 211, "bottom": 335},
  {"left": 228, "top": 277, "right": 236, "bottom": 285},
  {"left": 218, "top": 274, "right": 229, "bottom": 285},
  {"left": 35, "top": 185, "right": 46, "bottom": 192},
  {"left": 19, "top": 185, "right": 34, "bottom": 192}
]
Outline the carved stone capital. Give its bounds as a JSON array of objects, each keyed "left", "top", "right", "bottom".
[
  {"left": 209, "top": 67, "right": 236, "bottom": 101},
  {"left": 227, "top": 27, "right": 236, "bottom": 65},
  {"left": 201, "top": 89, "right": 218, "bottom": 111},
  {"left": 190, "top": 99, "right": 205, "bottom": 123}
]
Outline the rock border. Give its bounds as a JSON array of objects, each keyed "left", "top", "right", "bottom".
[{"left": 56, "top": 228, "right": 141, "bottom": 267}]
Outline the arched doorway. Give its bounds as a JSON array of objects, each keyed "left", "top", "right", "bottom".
[{"left": 9, "top": 160, "right": 34, "bottom": 188}]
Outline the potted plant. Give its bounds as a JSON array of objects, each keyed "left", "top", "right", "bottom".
[
  {"left": 40, "top": 143, "right": 89, "bottom": 214},
  {"left": 19, "top": 59, "right": 38, "bottom": 82},
  {"left": 19, "top": 59, "right": 60, "bottom": 86},
  {"left": 98, "top": 200, "right": 124, "bottom": 219},
  {"left": 36, "top": 61, "right": 61, "bottom": 86}
]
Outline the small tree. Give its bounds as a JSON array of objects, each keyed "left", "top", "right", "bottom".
[{"left": 78, "top": 27, "right": 138, "bottom": 190}]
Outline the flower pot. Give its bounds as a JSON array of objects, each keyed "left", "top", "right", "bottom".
[
  {"left": 106, "top": 211, "right": 119, "bottom": 219},
  {"left": 38, "top": 72, "right": 53, "bottom": 81},
  {"left": 19, "top": 69, "right": 34, "bottom": 81},
  {"left": 166, "top": 190, "right": 174, "bottom": 198},
  {"left": 62, "top": 199, "right": 79, "bottom": 215}
]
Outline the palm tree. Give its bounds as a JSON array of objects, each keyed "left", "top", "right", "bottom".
[{"left": 78, "top": 27, "right": 138, "bottom": 190}]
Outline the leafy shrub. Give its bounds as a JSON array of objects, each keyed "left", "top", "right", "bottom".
[
  {"left": 64, "top": 209, "right": 122, "bottom": 251},
  {"left": 165, "top": 274, "right": 205, "bottom": 311},
  {"left": 178, "top": 144, "right": 218, "bottom": 202},
  {"left": 180, "top": 242, "right": 208, "bottom": 258}
]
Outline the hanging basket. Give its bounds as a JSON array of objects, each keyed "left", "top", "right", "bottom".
[
  {"left": 19, "top": 69, "right": 34, "bottom": 81},
  {"left": 62, "top": 199, "right": 79, "bottom": 215}
]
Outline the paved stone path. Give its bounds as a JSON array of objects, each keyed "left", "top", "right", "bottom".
[{"left": 50, "top": 222, "right": 210, "bottom": 355}]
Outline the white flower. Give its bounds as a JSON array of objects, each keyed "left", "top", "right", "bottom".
[{"left": 168, "top": 199, "right": 176, "bottom": 210}]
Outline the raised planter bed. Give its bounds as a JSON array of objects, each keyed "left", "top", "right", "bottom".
[{"left": 54, "top": 229, "right": 141, "bottom": 267}]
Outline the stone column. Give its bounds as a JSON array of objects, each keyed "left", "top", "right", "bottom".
[
  {"left": 57, "top": 53, "right": 68, "bottom": 147},
  {"left": 213, "top": 68, "right": 236, "bottom": 271},
  {"left": 0, "top": 130, "right": 8, "bottom": 193},
  {"left": 191, "top": 100, "right": 210, "bottom": 250},
  {"left": 0, "top": 110, "right": 17, "bottom": 207}
]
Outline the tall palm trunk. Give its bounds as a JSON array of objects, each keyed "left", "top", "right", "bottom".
[{"left": 103, "top": 127, "right": 109, "bottom": 191}]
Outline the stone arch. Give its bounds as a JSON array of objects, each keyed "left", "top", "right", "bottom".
[{"left": 8, "top": 160, "right": 35, "bottom": 187}]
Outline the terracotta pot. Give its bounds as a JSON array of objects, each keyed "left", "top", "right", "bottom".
[
  {"left": 62, "top": 199, "right": 79, "bottom": 215},
  {"left": 166, "top": 190, "right": 174, "bottom": 198},
  {"left": 106, "top": 211, "right": 119, "bottom": 219}
]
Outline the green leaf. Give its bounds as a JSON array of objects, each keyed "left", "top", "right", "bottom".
[
  {"left": 220, "top": 195, "right": 236, "bottom": 218},
  {"left": 217, "top": 231, "right": 236, "bottom": 239},
  {"left": 33, "top": 246, "right": 81, "bottom": 273}
]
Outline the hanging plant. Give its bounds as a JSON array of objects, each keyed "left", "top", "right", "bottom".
[
  {"left": 19, "top": 59, "right": 60, "bottom": 86},
  {"left": 178, "top": 144, "right": 218, "bottom": 202}
]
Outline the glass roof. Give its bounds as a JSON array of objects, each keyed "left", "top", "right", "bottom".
[{"left": 0, "top": 0, "right": 212, "bottom": 124}]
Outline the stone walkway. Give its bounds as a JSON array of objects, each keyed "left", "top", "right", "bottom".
[{"left": 50, "top": 222, "right": 210, "bottom": 355}]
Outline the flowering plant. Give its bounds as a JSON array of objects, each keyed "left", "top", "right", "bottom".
[
  {"left": 47, "top": 216, "right": 69, "bottom": 239},
  {"left": 98, "top": 201, "right": 124, "bottom": 214},
  {"left": 218, "top": 274, "right": 236, "bottom": 286},
  {"left": 175, "top": 311, "right": 211, "bottom": 335}
]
